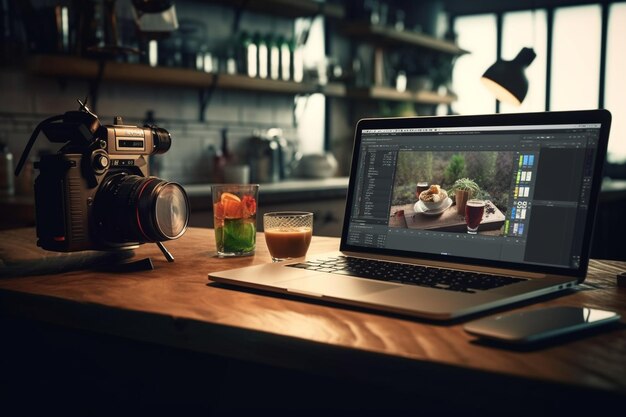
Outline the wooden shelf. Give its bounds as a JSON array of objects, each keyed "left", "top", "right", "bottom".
[
  {"left": 321, "top": 82, "right": 347, "bottom": 97},
  {"left": 27, "top": 55, "right": 215, "bottom": 88},
  {"left": 347, "top": 86, "right": 457, "bottom": 105},
  {"left": 26, "top": 55, "right": 456, "bottom": 105},
  {"left": 205, "top": 0, "right": 345, "bottom": 19},
  {"left": 342, "top": 23, "right": 469, "bottom": 56},
  {"left": 217, "top": 73, "right": 317, "bottom": 94},
  {"left": 27, "top": 55, "right": 321, "bottom": 95}
]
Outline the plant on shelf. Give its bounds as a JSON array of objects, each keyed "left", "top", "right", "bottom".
[{"left": 448, "top": 178, "right": 480, "bottom": 215}]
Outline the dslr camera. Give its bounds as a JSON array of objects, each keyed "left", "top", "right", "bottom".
[{"left": 15, "top": 102, "right": 189, "bottom": 255}]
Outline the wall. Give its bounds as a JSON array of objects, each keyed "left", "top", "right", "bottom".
[{"left": 0, "top": 1, "right": 304, "bottom": 186}]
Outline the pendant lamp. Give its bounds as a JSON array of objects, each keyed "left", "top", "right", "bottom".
[{"left": 481, "top": 47, "right": 536, "bottom": 106}]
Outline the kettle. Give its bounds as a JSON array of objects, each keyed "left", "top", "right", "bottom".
[
  {"left": 248, "top": 130, "right": 280, "bottom": 183},
  {"left": 269, "top": 128, "right": 300, "bottom": 180},
  {"left": 248, "top": 128, "right": 300, "bottom": 183}
]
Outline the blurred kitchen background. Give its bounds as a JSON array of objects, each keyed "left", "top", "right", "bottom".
[{"left": 1, "top": 0, "right": 625, "bottom": 259}]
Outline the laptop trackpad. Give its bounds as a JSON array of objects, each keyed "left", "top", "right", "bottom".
[{"left": 280, "top": 275, "right": 400, "bottom": 298}]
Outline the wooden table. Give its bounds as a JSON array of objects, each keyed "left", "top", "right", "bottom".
[
  {"left": 390, "top": 200, "right": 506, "bottom": 233},
  {"left": 1, "top": 227, "right": 625, "bottom": 415}
]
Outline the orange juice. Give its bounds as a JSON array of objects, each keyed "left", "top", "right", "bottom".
[{"left": 265, "top": 228, "right": 312, "bottom": 259}]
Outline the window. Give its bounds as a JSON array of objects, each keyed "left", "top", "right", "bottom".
[
  {"left": 550, "top": 5, "right": 602, "bottom": 111},
  {"left": 500, "top": 10, "right": 548, "bottom": 113},
  {"left": 295, "top": 16, "right": 325, "bottom": 154},
  {"left": 605, "top": 2, "right": 626, "bottom": 162},
  {"left": 452, "top": 2, "right": 626, "bottom": 164},
  {"left": 452, "top": 14, "right": 497, "bottom": 115}
]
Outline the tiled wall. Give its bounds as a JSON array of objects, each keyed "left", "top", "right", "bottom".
[{"left": 0, "top": 1, "right": 301, "bottom": 186}]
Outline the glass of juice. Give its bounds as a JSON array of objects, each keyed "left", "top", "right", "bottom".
[
  {"left": 212, "top": 184, "right": 259, "bottom": 257},
  {"left": 263, "top": 212, "right": 313, "bottom": 262}
]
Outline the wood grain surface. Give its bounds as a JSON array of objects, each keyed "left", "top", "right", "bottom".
[
  {"left": 1, "top": 227, "right": 626, "bottom": 398},
  {"left": 389, "top": 200, "right": 505, "bottom": 232}
]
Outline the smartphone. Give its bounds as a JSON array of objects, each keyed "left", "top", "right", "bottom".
[{"left": 464, "top": 306, "right": 621, "bottom": 344}]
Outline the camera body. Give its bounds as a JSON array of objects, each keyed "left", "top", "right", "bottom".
[{"left": 32, "top": 109, "right": 189, "bottom": 252}]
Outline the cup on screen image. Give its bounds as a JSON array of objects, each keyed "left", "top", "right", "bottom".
[
  {"left": 264, "top": 212, "right": 313, "bottom": 262},
  {"left": 465, "top": 199, "right": 486, "bottom": 234},
  {"left": 212, "top": 184, "right": 259, "bottom": 257}
]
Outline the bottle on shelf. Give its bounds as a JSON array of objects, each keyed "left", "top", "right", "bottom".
[
  {"left": 255, "top": 32, "right": 268, "bottom": 79},
  {"left": 279, "top": 35, "right": 291, "bottom": 81},
  {"left": 224, "top": 43, "right": 237, "bottom": 75},
  {"left": 291, "top": 38, "right": 304, "bottom": 83},
  {"left": 268, "top": 34, "right": 280, "bottom": 81},
  {"left": 236, "top": 31, "right": 257, "bottom": 77}
]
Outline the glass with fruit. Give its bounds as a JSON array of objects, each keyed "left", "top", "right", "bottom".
[{"left": 212, "top": 184, "right": 259, "bottom": 257}]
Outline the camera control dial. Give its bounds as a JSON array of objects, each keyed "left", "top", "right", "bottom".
[{"left": 92, "top": 151, "right": 110, "bottom": 173}]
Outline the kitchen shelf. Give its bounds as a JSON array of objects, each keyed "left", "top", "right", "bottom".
[
  {"left": 342, "top": 23, "right": 469, "bottom": 56},
  {"left": 27, "top": 55, "right": 213, "bottom": 88},
  {"left": 321, "top": 82, "right": 347, "bottom": 97},
  {"left": 216, "top": 73, "right": 317, "bottom": 94},
  {"left": 26, "top": 55, "right": 320, "bottom": 95},
  {"left": 347, "top": 86, "right": 457, "bottom": 105},
  {"left": 204, "top": 0, "right": 345, "bottom": 19},
  {"left": 26, "top": 55, "right": 455, "bottom": 105}
]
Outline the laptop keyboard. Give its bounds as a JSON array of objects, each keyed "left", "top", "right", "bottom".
[{"left": 287, "top": 256, "right": 526, "bottom": 294}]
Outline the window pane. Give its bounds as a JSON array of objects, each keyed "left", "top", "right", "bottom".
[
  {"left": 550, "top": 5, "right": 601, "bottom": 111},
  {"left": 295, "top": 16, "right": 325, "bottom": 153},
  {"left": 452, "top": 14, "right": 497, "bottom": 115},
  {"left": 605, "top": 3, "right": 626, "bottom": 163},
  {"left": 500, "top": 10, "right": 547, "bottom": 113}
]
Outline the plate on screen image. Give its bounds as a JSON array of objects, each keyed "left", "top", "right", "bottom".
[{"left": 414, "top": 198, "right": 453, "bottom": 216}]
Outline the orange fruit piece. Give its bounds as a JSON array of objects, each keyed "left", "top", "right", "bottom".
[
  {"left": 223, "top": 199, "right": 243, "bottom": 219},
  {"left": 242, "top": 195, "right": 256, "bottom": 217},
  {"left": 221, "top": 192, "right": 241, "bottom": 203},
  {"left": 214, "top": 202, "right": 225, "bottom": 220}
]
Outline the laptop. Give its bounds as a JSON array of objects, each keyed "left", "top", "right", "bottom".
[{"left": 209, "top": 110, "right": 612, "bottom": 320}]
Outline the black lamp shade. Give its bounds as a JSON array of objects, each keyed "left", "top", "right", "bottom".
[
  {"left": 481, "top": 47, "right": 536, "bottom": 106},
  {"left": 132, "top": 0, "right": 173, "bottom": 13}
]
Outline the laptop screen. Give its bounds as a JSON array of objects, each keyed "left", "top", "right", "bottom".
[{"left": 342, "top": 111, "right": 611, "bottom": 277}]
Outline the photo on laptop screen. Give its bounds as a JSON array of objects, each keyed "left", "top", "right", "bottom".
[
  {"left": 388, "top": 150, "right": 516, "bottom": 236},
  {"left": 345, "top": 117, "right": 608, "bottom": 275}
]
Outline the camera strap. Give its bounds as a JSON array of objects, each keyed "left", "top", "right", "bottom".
[{"left": 14, "top": 114, "right": 64, "bottom": 177}]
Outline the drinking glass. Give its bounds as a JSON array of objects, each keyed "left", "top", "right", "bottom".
[
  {"left": 415, "top": 182, "right": 429, "bottom": 199},
  {"left": 465, "top": 199, "right": 486, "bottom": 234},
  {"left": 263, "top": 212, "right": 313, "bottom": 262},
  {"left": 212, "top": 184, "right": 259, "bottom": 257}
]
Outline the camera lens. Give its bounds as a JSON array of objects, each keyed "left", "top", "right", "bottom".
[
  {"left": 152, "top": 127, "right": 171, "bottom": 154},
  {"left": 148, "top": 181, "right": 188, "bottom": 239},
  {"left": 95, "top": 173, "right": 189, "bottom": 244}
]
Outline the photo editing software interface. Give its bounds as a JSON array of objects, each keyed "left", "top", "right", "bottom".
[{"left": 348, "top": 123, "right": 602, "bottom": 269}]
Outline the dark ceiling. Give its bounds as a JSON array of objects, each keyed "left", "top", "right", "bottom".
[{"left": 443, "top": 0, "right": 617, "bottom": 16}]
